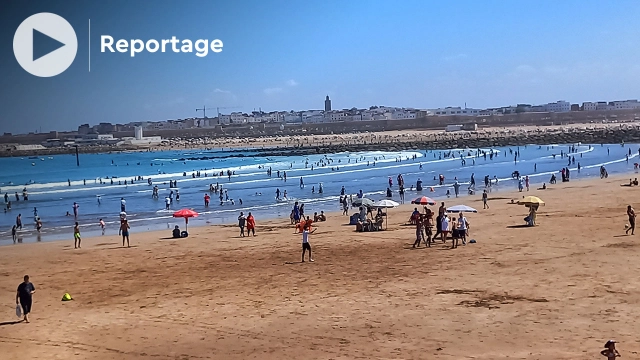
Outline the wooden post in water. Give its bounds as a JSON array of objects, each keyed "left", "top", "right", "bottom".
[{"left": 75, "top": 145, "right": 80, "bottom": 166}]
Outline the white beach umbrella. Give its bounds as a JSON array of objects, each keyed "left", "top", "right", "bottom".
[
  {"left": 374, "top": 199, "right": 399, "bottom": 230},
  {"left": 446, "top": 205, "right": 478, "bottom": 213},
  {"left": 374, "top": 199, "right": 400, "bottom": 208}
]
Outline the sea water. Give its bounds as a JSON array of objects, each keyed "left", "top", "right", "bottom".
[{"left": 1, "top": 143, "right": 638, "bottom": 244}]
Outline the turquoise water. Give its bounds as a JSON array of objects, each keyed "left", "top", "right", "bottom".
[{"left": 1, "top": 143, "right": 638, "bottom": 244}]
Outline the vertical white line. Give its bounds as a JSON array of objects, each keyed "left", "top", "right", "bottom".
[{"left": 88, "top": 19, "right": 91, "bottom": 72}]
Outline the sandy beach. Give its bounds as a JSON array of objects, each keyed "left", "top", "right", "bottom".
[{"left": 2, "top": 173, "right": 640, "bottom": 359}]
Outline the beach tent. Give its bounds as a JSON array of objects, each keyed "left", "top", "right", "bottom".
[
  {"left": 173, "top": 208, "right": 199, "bottom": 231},
  {"left": 374, "top": 199, "right": 399, "bottom": 230},
  {"left": 411, "top": 196, "right": 436, "bottom": 205},
  {"left": 446, "top": 205, "right": 478, "bottom": 213}
]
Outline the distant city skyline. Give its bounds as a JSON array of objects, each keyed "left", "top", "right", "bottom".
[{"left": 1, "top": 0, "right": 640, "bottom": 134}]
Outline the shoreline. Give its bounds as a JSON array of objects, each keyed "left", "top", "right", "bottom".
[
  {"left": 3, "top": 122, "right": 640, "bottom": 158},
  {"left": 6, "top": 170, "right": 635, "bottom": 248}
]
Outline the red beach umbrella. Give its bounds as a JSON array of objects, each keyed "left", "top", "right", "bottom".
[
  {"left": 173, "top": 209, "right": 199, "bottom": 231},
  {"left": 411, "top": 196, "right": 436, "bottom": 205}
]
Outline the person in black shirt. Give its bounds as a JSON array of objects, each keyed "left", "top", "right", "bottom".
[{"left": 16, "top": 275, "right": 35, "bottom": 323}]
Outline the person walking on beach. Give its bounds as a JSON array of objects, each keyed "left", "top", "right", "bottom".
[
  {"left": 72, "top": 202, "right": 79, "bottom": 218},
  {"left": 11, "top": 225, "right": 17, "bottom": 242},
  {"left": 626, "top": 205, "right": 636, "bottom": 235},
  {"left": 246, "top": 212, "right": 256, "bottom": 236},
  {"left": 238, "top": 212, "right": 246, "bottom": 237},
  {"left": 412, "top": 214, "right": 424, "bottom": 248},
  {"left": 16, "top": 275, "right": 35, "bottom": 323},
  {"left": 119, "top": 218, "right": 131, "bottom": 247},
  {"left": 99, "top": 218, "right": 106, "bottom": 235},
  {"left": 74, "top": 222, "right": 81, "bottom": 249},
  {"left": 525, "top": 176, "right": 530, "bottom": 191},
  {"left": 482, "top": 190, "right": 489, "bottom": 209},
  {"left": 16, "top": 213, "right": 22, "bottom": 230},
  {"left": 301, "top": 225, "right": 315, "bottom": 262},
  {"left": 120, "top": 198, "right": 126, "bottom": 212}
]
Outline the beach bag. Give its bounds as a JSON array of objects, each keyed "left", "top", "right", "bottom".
[{"left": 16, "top": 304, "right": 21, "bottom": 318}]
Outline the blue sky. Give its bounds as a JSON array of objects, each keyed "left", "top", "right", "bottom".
[{"left": 1, "top": 0, "right": 640, "bottom": 134}]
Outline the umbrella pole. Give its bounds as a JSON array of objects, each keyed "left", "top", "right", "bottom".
[{"left": 185, "top": 218, "right": 188, "bottom": 232}]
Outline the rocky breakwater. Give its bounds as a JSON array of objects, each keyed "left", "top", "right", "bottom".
[{"left": 251, "top": 125, "right": 640, "bottom": 157}]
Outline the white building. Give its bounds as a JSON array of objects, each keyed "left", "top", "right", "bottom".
[
  {"left": 543, "top": 100, "right": 571, "bottom": 113},
  {"left": 610, "top": 100, "right": 640, "bottom": 110},
  {"left": 430, "top": 107, "right": 482, "bottom": 116},
  {"left": 582, "top": 102, "right": 598, "bottom": 111},
  {"left": 284, "top": 112, "right": 302, "bottom": 123}
]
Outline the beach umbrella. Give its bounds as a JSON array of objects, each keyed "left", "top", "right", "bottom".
[
  {"left": 374, "top": 199, "right": 399, "bottom": 208},
  {"left": 374, "top": 199, "right": 399, "bottom": 230},
  {"left": 517, "top": 196, "right": 545, "bottom": 206},
  {"left": 172, "top": 208, "right": 199, "bottom": 231},
  {"left": 446, "top": 205, "right": 478, "bottom": 213},
  {"left": 352, "top": 197, "right": 374, "bottom": 208},
  {"left": 411, "top": 196, "right": 436, "bottom": 205}
]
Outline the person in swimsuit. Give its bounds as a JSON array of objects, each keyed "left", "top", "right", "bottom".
[
  {"left": 74, "top": 222, "right": 81, "bottom": 249},
  {"left": 600, "top": 340, "right": 620, "bottom": 359},
  {"left": 626, "top": 205, "right": 636, "bottom": 235},
  {"left": 120, "top": 219, "right": 131, "bottom": 247}
]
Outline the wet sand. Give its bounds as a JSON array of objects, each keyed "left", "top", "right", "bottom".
[{"left": 2, "top": 174, "right": 640, "bottom": 359}]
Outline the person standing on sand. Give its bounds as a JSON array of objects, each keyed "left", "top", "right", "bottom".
[
  {"left": 626, "top": 205, "right": 636, "bottom": 235},
  {"left": 246, "top": 212, "right": 256, "bottom": 236},
  {"left": 74, "top": 221, "right": 81, "bottom": 249},
  {"left": 482, "top": 190, "right": 489, "bottom": 209},
  {"left": 99, "top": 219, "right": 106, "bottom": 235},
  {"left": 301, "top": 225, "right": 315, "bottom": 262},
  {"left": 119, "top": 218, "right": 131, "bottom": 247},
  {"left": 238, "top": 212, "right": 246, "bottom": 237},
  {"left": 412, "top": 214, "right": 424, "bottom": 248},
  {"left": 16, "top": 275, "right": 35, "bottom": 323}
]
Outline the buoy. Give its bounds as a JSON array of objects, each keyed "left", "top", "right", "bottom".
[{"left": 61, "top": 293, "right": 73, "bottom": 301}]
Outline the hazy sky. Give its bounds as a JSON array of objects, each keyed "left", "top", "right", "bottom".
[{"left": 1, "top": 0, "right": 640, "bottom": 134}]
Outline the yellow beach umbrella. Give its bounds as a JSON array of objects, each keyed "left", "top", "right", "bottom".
[{"left": 518, "top": 196, "right": 545, "bottom": 206}]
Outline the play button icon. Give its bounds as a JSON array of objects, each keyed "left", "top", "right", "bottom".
[
  {"left": 13, "top": 13, "right": 78, "bottom": 77},
  {"left": 33, "top": 28, "right": 67, "bottom": 62}
]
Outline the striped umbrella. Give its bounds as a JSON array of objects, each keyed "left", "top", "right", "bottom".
[{"left": 411, "top": 196, "right": 436, "bottom": 205}]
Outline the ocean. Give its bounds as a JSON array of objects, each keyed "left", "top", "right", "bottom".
[{"left": 1, "top": 143, "right": 638, "bottom": 244}]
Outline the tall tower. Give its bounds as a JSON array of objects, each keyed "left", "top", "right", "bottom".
[{"left": 324, "top": 95, "right": 332, "bottom": 112}]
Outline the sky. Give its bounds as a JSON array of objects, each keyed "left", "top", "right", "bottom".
[{"left": 1, "top": 0, "right": 640, "bottom": 134}]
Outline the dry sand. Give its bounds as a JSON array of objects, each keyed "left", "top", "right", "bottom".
[{"left": 1, "top": 174, "right": 640, "bottom": 359}]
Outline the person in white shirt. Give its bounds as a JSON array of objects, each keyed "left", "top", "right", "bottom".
[
  {"left": 458, "top": 214, "right": 469, "bottom": 245},
  {"left": 120, "top": 198, "right": 126, "bottom": 212},
  {"left": 164, "top": 197, "right": 171, "bottom": 210},
  {"left": 440, "top": 214, "right": 450, "bottom": 242},
  {"left": 301, "top": 225, "right": 315, "bottom": 262}
]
